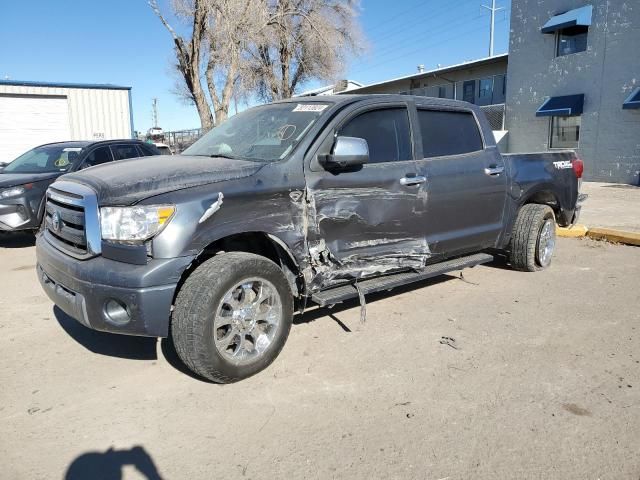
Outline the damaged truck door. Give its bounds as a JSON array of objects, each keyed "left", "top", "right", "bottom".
[
  {"left": 414, "top": 107, "right": 509, "bottom": 255},
  {"left": 306, "top": 103, "right": 431, "bottom": 275}
]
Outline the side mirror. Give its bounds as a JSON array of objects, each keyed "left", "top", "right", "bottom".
[
  {"left": 320, "top": 136, "right": 369, "bottom": 171},
  {"left": 0, "top": 162, "right": 7, "bottom": 170}
]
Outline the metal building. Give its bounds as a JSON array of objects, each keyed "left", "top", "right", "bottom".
[
  {"left": 344, "top": 55, "right": 509, "bottom": 132},
  {"left": 0, "top": 80, "right": 133, "bottom": 162}
]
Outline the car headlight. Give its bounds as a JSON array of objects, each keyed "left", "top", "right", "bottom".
[
  {"left": 0, "top": 186, "right": 26, "bottom": 199},
  {"left": 100, "top": 205, "right": 176, "bottom": 242}
]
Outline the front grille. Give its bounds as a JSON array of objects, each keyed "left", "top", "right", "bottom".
[{"left": 44, "top": 182, "right": 101, "bottom": 259}]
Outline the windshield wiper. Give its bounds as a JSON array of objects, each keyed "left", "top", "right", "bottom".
[{"left": 209, "top": 154, "right": 240, "bottom": 160}]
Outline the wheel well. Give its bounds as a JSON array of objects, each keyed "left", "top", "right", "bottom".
[
  {"left": 523, "top": 190, "right": 560, "bottom": 216},
  {"left": 174, "top": 233, "right": 304, "bottom": 303}
]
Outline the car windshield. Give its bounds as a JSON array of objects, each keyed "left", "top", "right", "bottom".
[
  {"left": 3, "top": 145, "right": 84, "bottom": 174},
  {"left": 184, "top": 102, "right": 330, "bottom": 162}
]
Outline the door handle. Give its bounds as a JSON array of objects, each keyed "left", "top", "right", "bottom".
[
  {"left": 400, "top": 175, "right": 427, "bottom": 186},
  {"left": 484, "top": 165, "right": 505, "bottom": 176}
]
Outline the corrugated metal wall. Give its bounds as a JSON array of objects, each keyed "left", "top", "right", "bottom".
[{"left": 0, "top": 84, "right": 132, "bottom": 141}]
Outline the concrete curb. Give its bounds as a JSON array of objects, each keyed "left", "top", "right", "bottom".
[
  {"left": 557, "top": 225, "right": 589, "bottom": 238},
  {"left": 557, "top": 224, "right": 640, "bottom": 246},
  {"left": 587, "top": 227, "right": 640, "bottom": 246}
]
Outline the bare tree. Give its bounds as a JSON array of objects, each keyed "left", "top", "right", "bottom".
[
  {"left": 149, "top": 0, "right": 214, "bottom": 130},
  {"left": 249, "top": 0, "right": 363, "bottom": 101},
  {"left": 204, "top": 0, "right": 258, "bottom": 123},
  {"left": 150, "top": 0, "right": 363, "bottom": 128}
]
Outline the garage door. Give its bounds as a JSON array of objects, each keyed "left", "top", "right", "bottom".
[{"left": 0, "top": 95, "right": 71, "bottom": 162}]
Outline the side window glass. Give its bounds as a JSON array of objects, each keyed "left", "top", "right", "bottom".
[
  {"left": 111, "top": 145, "right": 141, "bottom": 160},
  {"left": 83, "top": 146, "right": 113, "bottom": 167},
  {"left": 339, "top": 108, "right": 412, "bottom": 164},
  {"left": 138, "top": 144, "right": 159, "bottom": 156},
  {"left": 418, "top": 110, "right": 483, "bottom": 158}
]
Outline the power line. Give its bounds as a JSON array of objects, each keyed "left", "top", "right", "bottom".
[
  {"left": 371, "top": 9, "right": 483, "bottom": 60},
  {"left": 350, "top": 16, "right": 507, "bottom": 78},
  {"left": 356, "top": 0, "right": 508, "bottom": 70},
  {"left": 370, "top": 0, "right": 478, "bottom": 50},
  {"left": 364, "top": 0, "right": 433, "bottom": 33},
  {"left": 353, "top": 10, "right": 491, "bottom": 73}
]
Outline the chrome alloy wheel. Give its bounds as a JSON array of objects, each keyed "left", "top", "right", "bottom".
[
  {"left": 213, "top": 278, "right": 283, "bottom": 365},
  {"left": 537, "top": 218, "right": 556, "bottom": 267}
]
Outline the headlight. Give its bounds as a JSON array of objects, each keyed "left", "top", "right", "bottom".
[
  {"left": 0, "top": 186, "right": 26, "bottom": 199},
  {"left": 100, "top": 205, "right": 176, "bottom": 242}
]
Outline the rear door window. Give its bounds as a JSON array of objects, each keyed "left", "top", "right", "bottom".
[
  {"left": 138, "top": 144, "right": 160, "bottom": 156},
  {"left": 339, "top": 107, "right": 412, "bottom": 164},
  {"left": 418, "top": 109, "right": 483, "bottom": 158},
  {"left": 111, "top": 144, "right": 142, "bottom": 160},
  {"left": 83, "top": 146, "right": 113, "bottom": 167}
]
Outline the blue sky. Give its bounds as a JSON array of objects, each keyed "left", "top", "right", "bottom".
[{"left": 0, "top": 0, "right": 510, "bottom": 133}]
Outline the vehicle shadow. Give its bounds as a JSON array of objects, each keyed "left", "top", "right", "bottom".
[
  {"left": 54, "top": 307, "right": 157, "bottom": 360},
  {"left": 0, "top": 231, "right": 36, "bottom": 248},
  {"left": 294, "top": 273, "right": 458, "bottom": 327},
  {"left": 54, "top": 273, "right": 462, "bottom": 383},
  {"left": 64, "top": 446, "right": 163, "bottom": 480},
  {"left": 159, "top": 335, "right": 217, "bottom": 384},
  {"left": 482, "top": 253, "right": 513, "bottom": 271}
]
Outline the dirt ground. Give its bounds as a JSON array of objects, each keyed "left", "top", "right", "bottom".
[{"left": 1, "top": 233, "right": 639, "bottom": 480}]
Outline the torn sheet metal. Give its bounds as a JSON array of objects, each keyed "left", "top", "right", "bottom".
[
  {"left": 198, "top": 192, "right": 224, "bottom": 223},
  {"left": 199, "top": 192, "right": 224, "bottom": 224}
]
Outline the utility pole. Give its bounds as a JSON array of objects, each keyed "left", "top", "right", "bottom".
[
  {"left": 482, "top": 0, "right": 504, "bottom": 57},
  {"left": 151, "top": 98, "right": 159, "bottom": 128}
]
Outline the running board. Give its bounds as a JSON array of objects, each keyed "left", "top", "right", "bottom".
[{"left": 311, "top": 252, "right": 494, "bottom": 307}]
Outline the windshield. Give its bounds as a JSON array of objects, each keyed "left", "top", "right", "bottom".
[
  {"left": 184, "top": 102, "right": 330, "bottom": 162},
  {"left": 3, "top": 145, "right": 83, "bottom": 174}
]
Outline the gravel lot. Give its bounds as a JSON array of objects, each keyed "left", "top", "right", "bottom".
[{"left": 1, "top": 233, "right": 638, "bottom": 479}]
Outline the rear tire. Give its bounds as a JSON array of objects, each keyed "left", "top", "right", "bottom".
[
  {"left": 509, "top": 204, "right": 556, "bottom": 272},
  {"left": 171, "top": 252, "right": 293, "bottom": 383}
]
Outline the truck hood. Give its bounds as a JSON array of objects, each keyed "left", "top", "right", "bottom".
[
  {"left": 61, "top": 154, "right": 265, "bottom": 205},
  {"left": 0, "top": 172, "right": 62, "bottom": 189}
]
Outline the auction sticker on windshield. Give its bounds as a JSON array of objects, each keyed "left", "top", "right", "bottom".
[{"left": 292, "top": 104, "right": 328, "bottom": 112}]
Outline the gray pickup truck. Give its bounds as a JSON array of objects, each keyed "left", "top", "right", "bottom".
[{"left": 36, "top": 95, "right": 584, "bottom": 383}]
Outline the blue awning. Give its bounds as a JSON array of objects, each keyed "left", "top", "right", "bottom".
[
  {"left": 536, "top": 94, "right": 585, "bottom": 117},
  {"left": 623, "top": 87, "right": 640, "bottom": 109},
  {"left": 541, "top": 5, "right": 593, "bottom": 33}
]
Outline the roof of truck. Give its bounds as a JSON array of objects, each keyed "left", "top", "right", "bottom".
[{"left": 279, "top": 93, "right": 477, "bottom": 110}]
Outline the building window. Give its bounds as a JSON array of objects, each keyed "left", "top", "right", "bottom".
[
  {"left": 438, "top": 86, "right": 447, "bottom": 98},
  {"left": 478, "top": 78, "right": 493, "bottom": 99},
  {"left": 557, "top": 26, "right": 588, "bottom": 56},
  {"left": 549, "top": 116, "right": 580, "bottom": 149},
  {"left": 462, "top": 80, "right": 476, "bottom": 103}
]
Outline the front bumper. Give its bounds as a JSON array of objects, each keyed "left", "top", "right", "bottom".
[
  {"left": 36, "top": 235, "right": 195, "bottom": 337},
  {"left": 0, "top": 195, "right": 40, "bottom": 231}
]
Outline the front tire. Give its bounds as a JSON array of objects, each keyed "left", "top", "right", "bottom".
[
  {"left": 171, "top": 252, "right": 293, "bottom": 383},
  {"left": 509, "top": 204, "right": 556, "bottom": 272}
]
